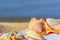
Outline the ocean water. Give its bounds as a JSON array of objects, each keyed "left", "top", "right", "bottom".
[{"left": 0, "top": 0, "right": 60, "bottom": 18}]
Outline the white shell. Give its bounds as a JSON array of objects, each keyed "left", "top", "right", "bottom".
[
  {"left": 25, "top": 30, "right": 44, "bottom": 40},
  {"left": 46, "top": 18, "right": 60, "bottom": 28}
]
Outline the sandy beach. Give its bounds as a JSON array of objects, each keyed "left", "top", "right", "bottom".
[{"left": 0, "top": 22, "right": 28, "bottom": 33}]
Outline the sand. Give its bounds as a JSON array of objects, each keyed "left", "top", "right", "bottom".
[{"left": 0, "top": 22, "right": 28, "bottom": 33}]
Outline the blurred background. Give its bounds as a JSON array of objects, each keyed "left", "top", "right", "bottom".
[
  {"left": 0, "top": 0, "right": 60, "bottom": 18},
  {"left": 0, "top": 0, "right": 60, "bottom": 33},
  {"left": 0, "top": 0, "right": 60, "bottom": 22}
]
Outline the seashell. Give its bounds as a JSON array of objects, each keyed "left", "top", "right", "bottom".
[
  {"left": 54, "top": 25, "right": 60, "bottom": 30},
  {"left": 46, "top": 18, "right": 60, "bottom": 28},
  {"left": 25, "top": 30, "right": 45, "bottom": 40}
]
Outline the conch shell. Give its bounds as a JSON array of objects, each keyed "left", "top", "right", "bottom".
[{"left": 28, "top": 18, "right": 60, "bottom": 35}]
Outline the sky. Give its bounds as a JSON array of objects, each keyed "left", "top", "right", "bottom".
[{"left": 0, "top": 0, "right": 60, "bottom": 18}]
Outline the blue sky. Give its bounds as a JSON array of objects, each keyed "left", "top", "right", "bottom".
[{"left": 0, "top": 0, "right": 60, "bottom": 18}]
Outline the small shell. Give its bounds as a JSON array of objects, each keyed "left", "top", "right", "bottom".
[
  {"left": 25, "top": 30, "right": 45, "bottom": 40},
  {"left": 10, "top": 31, "right": 18, "bottom": 36},
  {"left": 16, "top": 34, "right": 25, "bottom": 40}
]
